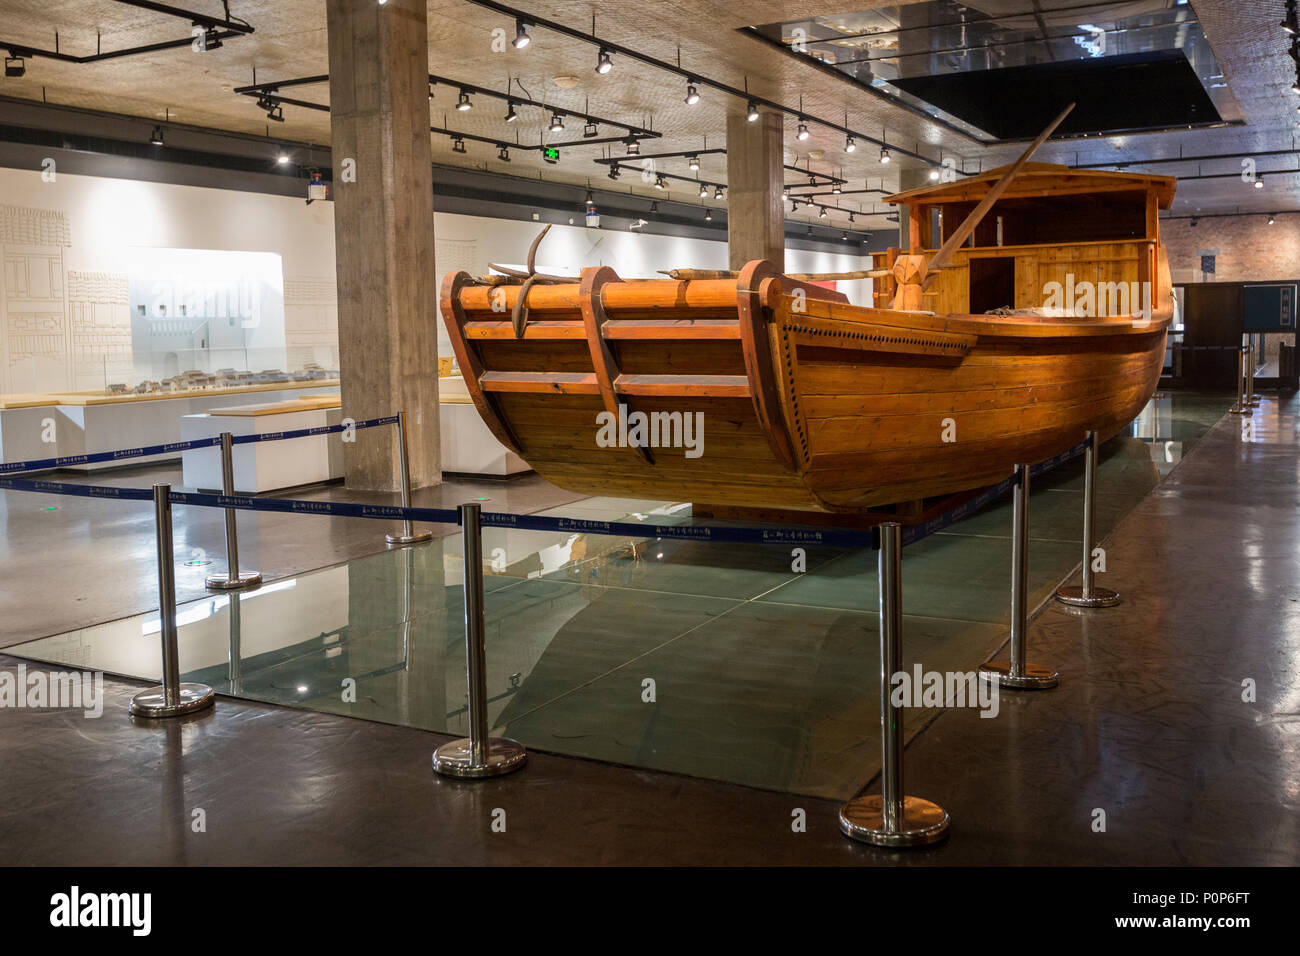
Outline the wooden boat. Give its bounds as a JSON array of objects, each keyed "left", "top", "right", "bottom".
[{"left": 440, "top": 107, "right": 1175, "bottom": 517}]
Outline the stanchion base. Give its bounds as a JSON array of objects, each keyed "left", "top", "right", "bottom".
[
  {"left": 838, "top": 795, "right": 950, "bottom": 848},
  {"left": 979, "top": 661, "right": 1059, "bottom": 690},
  {"left": 129, "top": 682, "right": 216, "bottom": 718},
  {"left": 205, "top": 570, "right": 262, "bottom": 591},
  {"left": 387, "top": 532, "right": 433, "bottom": 546},
  {"left": 432, "top": 737, "right": 527, "bottom": 778},
  {"left": 1229, "top": 405, "right": 1252, "bottom": 415},
  {"left": 1055, "top": 585, "right": 1120, "bottom": 608}
]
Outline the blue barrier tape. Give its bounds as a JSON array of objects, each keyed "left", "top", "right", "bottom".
[
  {"left": 230, "top": 414, "right": 399, "bottom": 446},
  {"left": 0, "top": 476, "right": 154, "bottom": 501},
  {"left": 0, "top": 435, "right": 1093, "bottom": 553},
  {"left": 0, "top": 413, "right": 396, "bottom": 476},
  {"left": 0, "top": 436, "right": 222, "bottom": 475}
]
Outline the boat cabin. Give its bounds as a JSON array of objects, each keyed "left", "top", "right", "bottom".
[{"left": 877, "top": 162, "right": 1177, "bottom": 317}]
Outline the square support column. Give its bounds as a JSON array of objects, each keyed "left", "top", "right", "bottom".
[
  {"left": 726, "top": 110, "right": 785, "bottom": 270},
  {"left": 326, "top": 0, "right": 439, "bottom": 491}
]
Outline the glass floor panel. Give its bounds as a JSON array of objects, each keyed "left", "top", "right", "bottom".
[{"left": 8, "top": 393, "right": 1230, "bottom": 799}]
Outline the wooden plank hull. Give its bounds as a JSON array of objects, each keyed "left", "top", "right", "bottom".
[{"left": 441, "top": 259, "right": 1170, "bottom": 515}]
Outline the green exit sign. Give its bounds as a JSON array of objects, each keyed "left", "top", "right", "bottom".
[{"left": 542, "top": 147, "right": 560, "bottom": 163}]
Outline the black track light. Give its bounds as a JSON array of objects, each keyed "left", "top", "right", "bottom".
[
  {"left": 747, "top": 101, "right": 760, "bottom": 122},
  {"left": 497, "top": 145, "right": 510, "bottom": 162},
  {"left": 654, "top": 174, "right": 667, "bottom": 190},
  {"left": 583, "top": 121, "right": 599, "bottom": 138},
  {"left": 512, "top": 20, "right": 531, "bottom": 49},
  {"left": 456, "top": 90, "right": 472, "bottom": 111},
  {"left": 714, "top": 185, "right": 724, "bottom": 200},
  {"left": 149, "top": 126, "right": 164, "bottom": 146},
  {"left": 845, "top": 135, "right": 856, "bottom": 153},
  {"left": 880, "top": 146, "right": 891, "bottom": 164},
  {"left": 596, "top": 48, "right": 613, "bottom": 74},
  {"left": 608, "top": 165, "right": 621, "bottom": 181},
  {"left": 585, "top": 189, "right": 594, "bottom": 207},
  {"left": 796, "top": 119, "right": 809, "bottom": 141},
  {"left": 705, "top": 208, "right": 713, "bottom": 221},
  {"left": 699, "top": 182, "right": 708, "bottom": 197},
  {"left": 685, "top": 80, "right": 700, "bottom": 105},
  {"left": 451, "top": 136, "right": 466, "bottom": 154},
  {"left": 818, "top": 207, "right": 828, "bottom": 219},
  {"left": 1269, "top": 213, "right": 1277, "bottom": 225},
  {"left": 687, "top": 154, "right": 700, "bottom": 171},
  {"left": 4, "top": 55, "right": 26, "bottom": 78},
  {"left": 649, "top": 201, "right": 659, "bottom": 214},
  {"left": 549, "top": 112, "right": 565, "bottom": 132},
  {"left": 626, "top": 138, "right": 640, "bottom": 156},
  {"left": 504, "top": 100, "right": 519, "bottom": 123}
]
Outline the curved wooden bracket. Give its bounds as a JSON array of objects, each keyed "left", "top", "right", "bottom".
[
  {"left": 579, "top": 265, "right": 653, "bottom": 464},
  {"left": 736, "top": 259, "right": 798, "bottom": 473},
  {"left": 439, "top": 270, "right": 524, "bottom": 456}
]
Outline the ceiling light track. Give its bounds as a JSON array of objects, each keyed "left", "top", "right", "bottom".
[
  {"left": 461, "top": 0, "right": 958, "bottom": 170},
  {"left": 235, "top": 73, "right": 659, "bottom": 140}
]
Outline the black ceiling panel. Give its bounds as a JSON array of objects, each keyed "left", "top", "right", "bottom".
[{"left": 891, "top": 50, "right": 1223, "bottom": 139}]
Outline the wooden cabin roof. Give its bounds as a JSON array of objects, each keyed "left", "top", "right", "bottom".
[{"left": 883, "top": 162, "right": 1177, "bottom": 210}]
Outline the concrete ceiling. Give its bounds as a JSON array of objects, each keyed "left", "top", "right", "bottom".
[{"left": 0, "top": 0, "right": 1296, "bottom": 226}]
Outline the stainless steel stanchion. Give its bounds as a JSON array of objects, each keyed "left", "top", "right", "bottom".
[
  {"left": 1056, "top": 431, "right": 1120, "bottom": 608},
  {"left": 228, "top": 591, "right": 243, "bottom": 696},
  {"left": 432, "top": 503, "right": 526, "bottom": 777},
  {"left": 1230, "top": 344, "right": 1250, "bottom": 415},
  {"left": 386, "top": 411, "right": 433, "bottom": 546},
  {"left": 205, "top": 431, "right": 262, "bottom": 590},
  {"left": 980, "top": 464, "right": 1059, "bottom": 690},
  {"left": 839, "top": 523, "right": 949, "bottom": 847},
  {"left": 131, "top": 483, "right": 217, "bottom": 718},
  {"left": 1247, "top": 336, "right": 1261, "bottom": 406}
]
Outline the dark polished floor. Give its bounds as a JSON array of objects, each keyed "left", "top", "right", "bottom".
[{"left": 1, "top": 394, "right": 1297, "bottom": 865}]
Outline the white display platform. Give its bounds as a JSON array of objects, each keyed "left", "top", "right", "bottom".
[
  {"left": 0, "top": 385, "right": 341, "bottom": 472},
  {"left": 438, "top": 377, "right": 530, "bottom": 477},
  {"left": 181, "top": 404, "right": 345, "bottom": 494}
]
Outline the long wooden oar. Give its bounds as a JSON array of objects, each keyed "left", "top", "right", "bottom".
[{"left": 920, "top": 102, "right": 1075, "bottom": 290}]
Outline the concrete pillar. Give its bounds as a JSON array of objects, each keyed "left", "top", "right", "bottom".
[
  {"left": 726, "top": 109, "right": 785, "bottom": 271},
  {"left": 326, "top": 0, "right": 439, "bottom": 491}
]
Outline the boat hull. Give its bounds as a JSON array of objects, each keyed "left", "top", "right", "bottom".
[{"left": 440, "top": 261, "right": 1169, "bottom": 514}]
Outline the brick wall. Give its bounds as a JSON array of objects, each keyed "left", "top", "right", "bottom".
[{"left": 1163, "top": 214, "right": 1300, "bottom": 284}]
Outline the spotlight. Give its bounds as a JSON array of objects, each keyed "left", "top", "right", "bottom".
[
  {"left": 583, "top": 121, "right": 599, "bottom": 138},
  {"left": 504, "top": 100, "right": 519, "bottom": 123},
  {"left": 685, "top": 81, "right": 700, "bottom": 105},
  {"left": 608, "top": 165, "right": 620, "bottom": 181},
  {"left": 276, "top": 152, "right": 290, "bottom": 165},
  {"left": 791, "top": 200, "right": 800, "bottom": 212},
  {"left": 456, "top": 90, "right": 472, "bottom": 111},
  {"left": 596, "top": 48, "right": 613, "bottom": 74},
  {"left": 929, "top": 167, "right": 941, "bottom": 181},
  {"left": 452, "top": 136, "right": 466, "bottom": 154},
  {"left": 649, "top": 201, "right": 659, "bottom": 213},
  {"left": 747, "top": 101, "right": 760, "bottom": 122},
  {"left": 781, "top": 187, "right": 789, "bottom": 201},
  {"left": 818, "top": 207, "right": 827, "bottom": 219},
  {"left": 654, "top": 174, "right": 667, "bottom": 190},
  {"left": 845, "top": 135, "right": 856, "bottom": 153},
  {"left": 699, "top": 182, "right": 708, "bottom": 197},
  {"left": 880, "top": 146, "right": 891, "bottom": 164},
  {"left": 626, "top": 138, "right": 640, "bottom": 156},
  {"left": 705, "top": 208, "right": 713, "bottom": 221},
  {"left": 714, "top": 185, "right": 723, "bottom": 199},
  {"left": 841, "top": 231, "right": 848, "bottom": 240},
  {"left": 687, "top": 154, "right": 700, "bottom": 171},
  {"left": 1190, "top": 217, "right": 1198, "bottom": 227},
  {"left": 200, "top": 27, "right": 222, "bottom": 51},
  {"left": 149, "top": 126, "right": 164, "bottom": 146},
  {"left": 1254, "top": 179, "right": 1264, "bottom": 188},
  {"left": 585, "top": 189, "right": 594, "bottom": 207},
  {"left": 796, "top": 120, "right": 810, "bottom": 141},
  {"left": 832, "top": 182, "right": 842, "bottom": 194},
  {"left": 806, "top": 225, "right": 813, "bottom": 236},
  {"left": 497, "top": 145, "right": 510, "bottom": 162},
  {"left": 1269, "top": 213, "right": 1276, "bottom": 225},
  {"left": 848, "top": 212, "right": 855, "bottom": 223},
  {"left": 512, "top": 20, "right": 531, "bottom": 49},
  {"left": 4, "top": 56, "right": 24, "bottom": 78},
  {"left": 549, "top": 112, "right": 565, "bottom": 132}
]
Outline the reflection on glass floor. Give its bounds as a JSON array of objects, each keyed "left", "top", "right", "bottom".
[{"left": 10, "top": 394, "right": 1231, "bottom": 800}]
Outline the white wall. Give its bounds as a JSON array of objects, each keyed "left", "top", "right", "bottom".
[{"left": 0, "top": 164, "right": 871, "bottom": 394}]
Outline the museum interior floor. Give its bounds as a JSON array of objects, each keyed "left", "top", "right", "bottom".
[{"left": 2, "top": 391, "right": 1296, "bottom": 865}]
